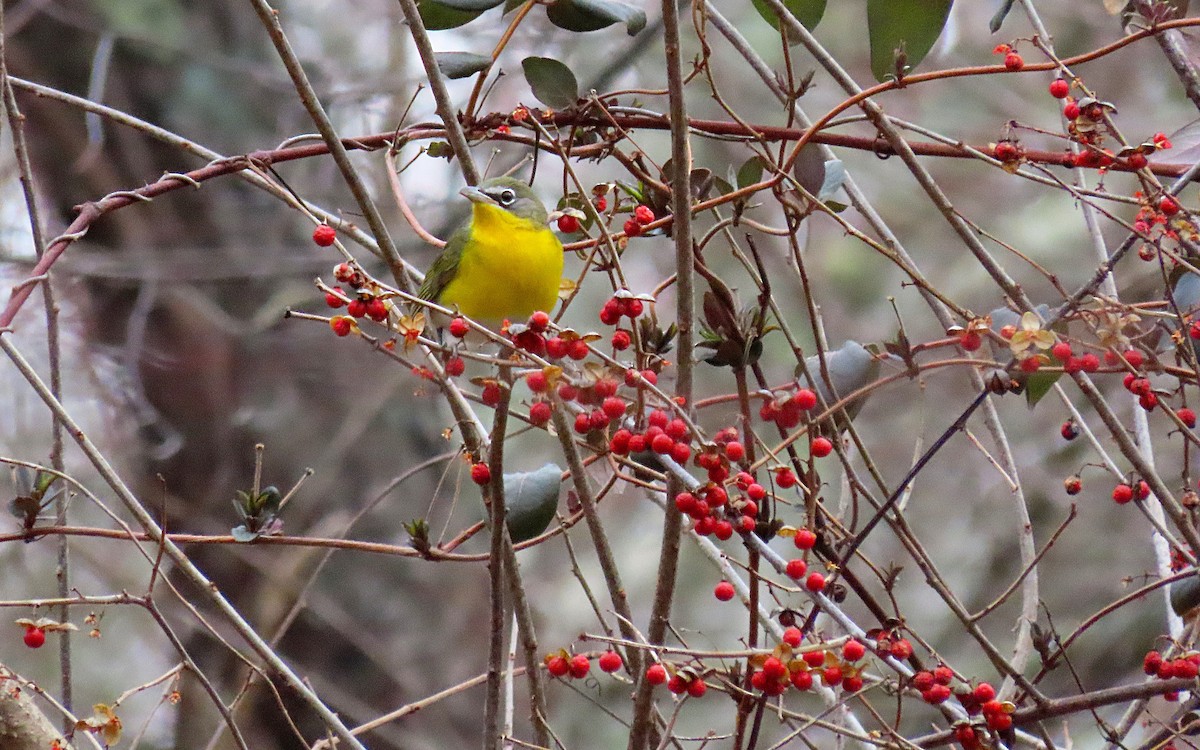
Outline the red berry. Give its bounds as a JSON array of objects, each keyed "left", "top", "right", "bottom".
[
  {"left": 1137, "top": 480, "right": 1151, "bottom": 500},
  {"left": 1161, "top": 195, "right": 1181, "bottom": 216},
  {"left": 1051, "top": 342, "right": 1073, "bottom": 361},
  {"left": 786, "top": 559, "right": 808, "bottom": 580},
  {"left": 713, "top": 520, "right": 734, "bottom": 540},
  {"left": 671, "top": 442, "right": 692, "bottom": 463},
  {"left": 1140, "top": 392, "right": 1159, "bottom": 411},
  {"left": 529, "top": 401, "right": 552, "bottom": 426},
  {"left": 569, "top": 340, "right": 590, "bottom": 360},
  {"left": 725, "top": 441, "right": 745, "bottom": 462},
  {"left": 623, "top": 218, "right": 642, "bottom": 237},
  {"left": 574, "top": 413, "right": 593, "bottom": 435},
  {"left": 1049, "top": 78, "right": 1070, "bottom": 98},
  {"left": 646, "top": 663, "right": 668, "bottom": 685},
  {"left": 889, "top": 639, "right": 913, "bottom": 660},
  {"left": 842, "top": 639, "right": 866, "bottom": 662},
  {"left": 599, "top": 299, "right": 622, "bottom": 325},
  {"left": 1004, "top": 52, "right": 1024, "bottom": 70},
  {"left": 714, "top": 580, "right": 736, "bottom": 601},
  {"left": 610, "top": 429, "right": 632, "bottom": 455},
  {"left": 933, "top": 665, "right": 954, "bottom": 685},
  {"left": 367, "top": 298, "right": 389, "bottom": 322},
  {"left": 993, "top": 141, "right": 1019, "bottom": 162},
  {"left": 986, "top": 713, "right": 1012, "bottom": 731},
  {"left": 1020, "top": 356, "right": 1041, "bottom": 373},
  {"left": 1063, "top": 100, "right": 1081, "bottom": 119},
  {"left": 528, "top": 310, "right": 551, "bottom": 332},
  {"left": 686, "top": 678, "right": 707, "bottom": 697},
  {"left": 1128, "top": 152, "right": 1148, "bottom": 170},
  {"left": 924, "top": 684, "right": 952, "bottom": 704},
  {"left": 449, "top": 317, "right": 470, "bottom": 338},
  {"left": 666, "top": 419, "right": 689, "bottom": 441},
  {"left": 611, "top": 329, "right": 632, "bottom": 350},
  {"left": 1144, "top": 650, "right": 1164, "bottom": 675},
  {"left": 623, "top": 298, "right": 644, "bottom": 318},
  {"left": 776, "top": 468, "right": 798, "bottom": 489},
  {"left": 347, "top": 299, "right": 367, "bottom": 318},
  {"left": 912, "top": 671, "right": 935, "bottom": 691},
  {"left": 842, "top": 675, "right": 864, "bottom": 692},
  {"left": 23, "top": 626, "right": 45, "bottom": 649},
  {"left": 811, "top": 436, "right": 833, "bottom": 458},
  {"left": 803, "top": 650, "right": 826, "bottom": 668},
  {"left": 805, "top": 572, "right": 826, "bottom": 592},
  {"left": 1064, "top": 475, "right": 1082, "bottom": 495},
  {"left": 481, "top": 382, "right": 502, "bottom": 407},
  {"left": 634, "top": 205, "right": 655, "bottom": 224},
  {"left": 973, "top": 682, "right": 996, "bottom": 702},
  {"left": 556, "top": 214, "right": 580, "bottom": 233},
  {"left": 325, "top": 291, "right": 346, "bottom": 308},
  {"left": 1061, "top": 420, "right": 1079, "bottom": 440},
  {"left": 593, "top": 196, "right": 608, "bottom": 212},
  {"left": 791, "top": 670, "right": 813, "bottom": 690},
  {"left": 1080, "top": 353, "right": 1100, "bottom": 372},
  {"left": 667, "top": 675, "right": 686, "bottom": 694},
  {"left": 782, "top": 627, "right": 803, "bottom": 647},
  {"left": 329, "top": 316, "right": 352, "bottom": 337},
  {"left": 1124, "top": 349, "right": 1145, "bottom": 368},
  {"left": 569, "top": 654, "right": 591, "bottom": 678},
  {"left": 763, "top": 656, "right": 786, "bottom": 680},
  {"left": 747, "top": 483, "right": 766, "bottom": 501},
  {"left": 444, "top": 356, "right": 465, "bottom": 377},
  {"left": 599, "top": 650, "right": 622, "bottom": 673},
  {"left": 546, "top": 655, "right": 569, "bottom": 677},
  {"left": 312, "top": 224, "right": 337, "bottom": 247},
  {"left": 601, "top": 397, "right": 626, "bottom": 420},
  {"left": 794, "top": 528, "right": 817, "bottom": 550},
  {"left": 651, "top": 433, "right": 675, "bottom": 454},
  {"left": 1179, "top": 408, "right": 1197, "bottom": 428},
  {"left": 525, "top": 370, "right": 549, "bottom": 392},
  {"left": 470, "top": 462, "right": 491, "bottom": 485},
  {"left": 1112, "top": 483, "right": 1133, "bottom": 504},
  {"left": 545, "top": 336, "right": 569, "bottom": 358},
  {"left": 792, "top": 389, "right": 818, "bottom": 411},
  {"left": 821, "top": 666, "right": 843, "bottom": 686}
]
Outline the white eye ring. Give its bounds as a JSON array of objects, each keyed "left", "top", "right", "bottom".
[{"left": 498, "top": 188, "right": 516, "bottom": 205}]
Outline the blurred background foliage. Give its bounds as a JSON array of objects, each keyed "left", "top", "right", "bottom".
[{"left": 0, "top": 1, "right": 1196, "bottom": 748}]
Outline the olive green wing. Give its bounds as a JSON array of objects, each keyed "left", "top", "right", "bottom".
[{"left": 419, "top": 225, "right": 469, "bottom": 303}]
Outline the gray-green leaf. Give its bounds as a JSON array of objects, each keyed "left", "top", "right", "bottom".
[
  {"left": 502, "top": 464, "right": 562, "bottom": 543},
  {"left": 522, "top": 56, "right": 579, "bottom": 109},
  {"left": 868, "top": 0, "right": 953, "bottom": 82},
  {"left": 435, "top": 51, "right": 492, "bottom": 79},
  {"left": 417, "top": 0, "right": 484, "bottom": 30},
  {"left": 545, "top": 0, "right": 647, "bottom": 35},
  {"left": 749, "top": 0, "right": 826, "bottom": 41}
]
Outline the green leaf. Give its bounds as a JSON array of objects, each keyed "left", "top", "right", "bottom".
[
  {"left": 793, "top": 145, "right": 825, "bottom": 196},
  {"left": 435, "top": 51, "right": 492, "bottom": 79},
  {"left": 736, "top": 156, "right": 764, "bottom": 189},
  {"left": 749, "top": 0, "right": 826, "bottom": 40},
  {"left": 989, "top": 0, "right": 1016, "bottom": 32},
  {"left": 418, "top": 0, "right": 484, "bottom": 30},
  {"left": 502, "top": 464, "right": 562, "bottom": 543},
  {"left": 545, "top": 0, "right": 647, "bottom": 35},
  {"left": 868, "top": 0, "right": 953, "bottom": 82},
  {"left": 522, "top": 56, "right": 579, "bottom": 109},
  {"left": 1023, "top": 370, "right": 1062, "bottom": 407}
]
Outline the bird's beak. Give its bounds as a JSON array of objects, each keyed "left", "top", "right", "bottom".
[{"left": 460, "top": 186, "right": 497, "bottom": 205}]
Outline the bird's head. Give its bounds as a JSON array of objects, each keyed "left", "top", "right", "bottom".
[{"left": 460, "top": 177, "right": 549, "bottom": 226}]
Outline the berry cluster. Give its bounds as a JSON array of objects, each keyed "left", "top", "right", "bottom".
[
  {"left": 599, "top": 290, "right": 647, "bottom": 351},
  {"left": 1111, "top": 478, "right": 1150, "bottom": 505},
  {"left": 324, "top": 263, "right": 392, "bottom": 336},
  {"left": 545, "top": 651, "right": 593, "bottom": 680},
  {"left": 1143, "top": 649, "right": 1200, "bottom": 687},
  {"left": 746, "top": 635, "right": 869, "bottom": 697},
  {"left": 624, "top": 204, "right": 655, "bottom": 237}
]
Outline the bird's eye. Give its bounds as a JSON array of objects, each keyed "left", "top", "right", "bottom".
[{"left": 498, "top": 188, "right": 516, "bottom": 206}]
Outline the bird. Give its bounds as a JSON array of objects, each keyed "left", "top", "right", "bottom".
[{"left": 418, "top": 176, "right": 564, "bottom": 327}]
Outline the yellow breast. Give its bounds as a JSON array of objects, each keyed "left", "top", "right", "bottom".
[{"left": 438, "top": 203, "right": 564, "bottom": 323}]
